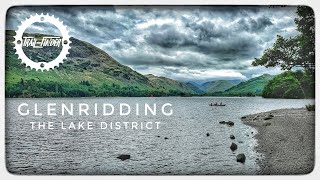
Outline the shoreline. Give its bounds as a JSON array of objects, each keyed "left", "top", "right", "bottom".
[{"left": 242, "top": 108, "right": 315, "bottom": 175}]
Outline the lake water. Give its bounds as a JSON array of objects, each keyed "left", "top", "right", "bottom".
[{"left": 5, "top": 97, "right": 314, "bottom": 175}]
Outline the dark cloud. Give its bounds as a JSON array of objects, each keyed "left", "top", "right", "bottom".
[
  {"left": 6, "top": 6, "right": 299, "bottom": 81},
  {"left": 236, "top": 16, "right": 273, "bottom": 32},
  {"left": 146, "top": 24, "right": 193, "bottom": 48}
]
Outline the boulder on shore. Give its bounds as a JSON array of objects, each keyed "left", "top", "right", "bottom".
[
  {"left": 263, "top": 122, "right": 272, "bottom": 126},
  {"left": 268, "top": 114, "right": 274, "bottom": 118},
  {"left": 230, "top": 135, "right": 235, "bottom": 140},
  {"left": 264, "top": 117, "right": 273, "bottom": 120},
  {"left": 236, "top": 154, "right": 246, "bottom": 163},
  {"left": 117, "top": 154, "right": 130, "bottom": 161},
  {"left": 241, "top": 116, "right": 246, "bottom": 119},
  {"left": 230, "top": 143, "right": 238, "bottom": 151}
]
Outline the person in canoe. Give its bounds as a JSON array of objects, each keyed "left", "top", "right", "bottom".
[
  {"left": 209, "top": 102, "right": 216, "bottom": 106},
  {"left": 209, "top": 102, "right": 226, "bottom": 106}
]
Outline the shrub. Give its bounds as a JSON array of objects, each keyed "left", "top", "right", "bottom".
[{"left": 306, "top": 104, "right": 315, "bottom": 111}]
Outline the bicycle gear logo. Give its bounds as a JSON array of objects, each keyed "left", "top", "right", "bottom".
[{"left": 13, "top": 13, "right": 71, "bottom": 71}]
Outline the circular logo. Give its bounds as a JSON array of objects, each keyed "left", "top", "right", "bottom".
[{"left": 13, "top": 13, "right": 71, "bottom": 71}]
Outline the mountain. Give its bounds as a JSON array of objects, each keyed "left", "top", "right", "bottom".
[
  {"left": 5, "top": 30, "right": 275, "bottom": 98},
  {"left": 202, "top": 80, "right": 238, "bottom": 94},
  {"left": 185, "top": 82, "right": 206, "bottom": 94},
  {"left": 188, "top": 81, "right": 202, "bottom": 89},
  {"left": 226, "top": 79, "right": 242, "bottom": 85},
  {"left": 145, "top": 74, "right": 202, "bottom": 95},
  {"left": 5, "top": 30, "right": 200, "bottom": 97},
  {"left": 189, "top": 80, "right": 240, "bottom": 94},
  {"left": 216, "top": 74, "right": 274, "bottom": 96}
]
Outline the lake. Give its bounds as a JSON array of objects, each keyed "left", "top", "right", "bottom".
[{"left": 5, "top": 97, "right": 314, "bottom": 175}]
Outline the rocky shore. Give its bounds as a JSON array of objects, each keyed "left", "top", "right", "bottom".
[{"left": 242, "top": 108, "right": 315, "bottom": 175}]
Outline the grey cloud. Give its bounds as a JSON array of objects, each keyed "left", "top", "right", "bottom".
[
  {"left": 6, "top": 6, "right": 299, "bottom": 81},
  {"left": 143, "top": 18, "right": 265, "bottom": 62},
  {"left": 236, "top": 16, "right": 273, "bottom": 32},
  {"left": 145, "top": 24, "right": 193, "bottom": 48}
]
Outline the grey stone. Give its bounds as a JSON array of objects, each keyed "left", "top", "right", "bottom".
[
  {"left": 227, "top": 121, "right": 234, "bottom": 126},
  {"left": 236, "top": 154, "right": 246, "bottom": 163},
  {"left": 230, "top": 143, "right": 238, "bottom": 151},
  {"left": 230, "top": 135, "right": 235, "bottom": 139},
  {"left": 117, "top": 154, "right": 130, "bottom": 161}
]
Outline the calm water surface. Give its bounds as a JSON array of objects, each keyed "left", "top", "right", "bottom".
[{"left": 5, "top": 97, "right": 314, "bottom": 175}]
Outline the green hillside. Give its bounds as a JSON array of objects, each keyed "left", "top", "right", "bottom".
[
  {"left": 5, "top": 30, "right": 279, "bottom": 98},
  {"left": 5, "top": 30, "right": 199, "bottom": 97},
  {"left": 215, "top": 74, "right": 274, "bottom": 96},
  {"left": 202, "top": 80, "right": 238, "bottom": 94}
]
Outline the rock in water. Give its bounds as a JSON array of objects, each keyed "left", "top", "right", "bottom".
[
  {"left": 206, "top": 133, "right": 210, "bottom": 137},
  {"left": 117, "top": 154, "right": 130, "bottom": 161},
  {"left": 227, "top": 121, "right": 234, "bottom": 126},
  {"left": 230, "top": 135, "right": 235, "bottom": 140},
  {"left": 219, "top": 121, "right": 226, "bottom": 124},
  {"left": 164, "top": 137, "right": 169, "bottom": 140},
  {"left": 230, "top": 143, "right": 238, "bottom": 151},
  {"left": 241, "top": 116, "right": 246, "bottom": 119},
  {"left": 236, "top": 154, "right": 246, "bottom": 163}
]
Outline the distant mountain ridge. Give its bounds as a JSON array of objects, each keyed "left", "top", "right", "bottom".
[
  {"left": 202, "top": 80, "right": 239, "bottom": 93},
  {"left": 189, "top": 80, "right": 241, "bottom": 94},
  {"left": 145, "top": 74, "right": 201, "bottom": 95},
  {"left": 214, "top": 74, "right": 275, "bottom": 96},
  {"left": 5, "top": 30, "right": 275, "bottom": 97}
]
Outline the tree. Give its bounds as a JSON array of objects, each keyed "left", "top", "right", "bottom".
[
  {"left": 262, "top": 71, "right": 306, "bottom": 99},
  {"left": 252, "top": 6, "right": 315, "bottom": 73},
  {"left": 295, "top": 6, "right": 315, "bottom": 72}
]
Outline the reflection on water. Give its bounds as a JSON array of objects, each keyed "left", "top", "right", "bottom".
[{"left": 5, "top": 97, "right": 314, "bottom": 175}]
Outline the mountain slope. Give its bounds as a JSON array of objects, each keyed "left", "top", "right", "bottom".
[
  {"left": 188, "top": 81, "right": 204, "bottom": 90},
  {"left": 202, "top": 80, "right": 238, "bottom": 94},
  {"left": 5, "top": 30, "right": 200, "bottom": 97},
  {"left": 185, "top": 82, "right": 205, "bottom": 94},
  {"left": 217, "top": 74, "right": 274, "bottom": 96},
  {"left": 145, "top": 74, "right": 202, "bottom": 95}
]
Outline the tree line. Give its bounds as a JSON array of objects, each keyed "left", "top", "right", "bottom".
[{"left": 6, "top": 78, "right": 192, "bottom": 98}]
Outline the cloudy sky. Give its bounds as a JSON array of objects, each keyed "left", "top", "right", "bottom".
[{"left": 6, "top": 6, "right": 299, "bottom": 83}]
